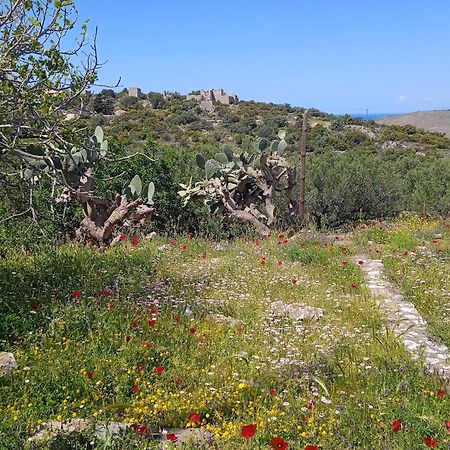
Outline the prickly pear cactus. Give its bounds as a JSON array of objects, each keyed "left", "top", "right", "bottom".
[{"left": 179, "top": 131, "right": 297, "bottom": 233}]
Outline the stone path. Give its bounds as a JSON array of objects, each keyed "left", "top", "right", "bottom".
[{"left": 356, "top": 255, "right": 450, "bottom": 380}]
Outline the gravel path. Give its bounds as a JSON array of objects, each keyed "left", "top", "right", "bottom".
[{"left": 356, "top": 255, "right": 450, "bottom": 380}]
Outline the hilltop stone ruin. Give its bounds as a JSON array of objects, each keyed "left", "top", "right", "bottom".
[{"left": 187, "top": 88, "right": 239, "bottom": 111}]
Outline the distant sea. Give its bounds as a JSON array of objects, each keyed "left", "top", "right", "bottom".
[{"left": 350, "top": 113, "right": 396, "bottom": 121}]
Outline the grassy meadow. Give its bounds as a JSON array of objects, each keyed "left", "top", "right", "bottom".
[{"left": 0, "top": 215, "right": 449, "bottom": 449}]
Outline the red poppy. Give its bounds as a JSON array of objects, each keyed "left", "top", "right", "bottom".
[
  {"left": 189, "top": 327, "right": 197, "bottom": 334},
  {"left": 132, "top": 384, "right": 139, "bottom": 392},
  {"left": 144, "top": 341, "right": 153, "bottom": 348},
  {"left": 254, "top": 238, "right": 260, "bottom": 246},
  {"left": 271, "top": 436, "right": 288, "bottom": 450},
  {"left": 351, "top": 283, "right": 358, "bottom": 289},
  {"left": 175, "top": 376, "right": 182, "bottom": 384},
  {"left": 445, "top": 420, "right": 450, "bottom": 433},
  {"left": 291, "top": 277, "right": 298, "bottom": 285},
  {"left": 307, "top": 399, "right": 315, "bottom": 411},
  {"left": 73, "top": 290, "right": 81, "bottom": 299},
  {"left": 132, "top": 235, "right": 139, "bottom": 247},
  {"left": 392, "top": 419, "right": 402, "bottom": 432},
  {"left": 270, "top": 388, "right": 278, "bottom": 396},
  {"left": 125, "top": 335, "right": 131, "bottom": 342},
  {"left": 175, "top": 316, "right": 181, "bottom": 322},
  {"left": 154, "top": 366, "right": 164, "bottom": 375},
  {"left": 101, "top": 289, "right": 110, "bottom": 297},
  {"left": 261, "top": 257, "right": 266, "bottom": 266},
  {"left": 402, "top": 251, "right": 409, "bottom": 256},
  {"left": 438, "top": 389, "right": 446, "bottom": 397},
  {"left": 136, "top": 364, "right": 145, "bottom": 371},
  {"left": 432, "top": 239, "right": 438, "bottom": 243},
  {"left": 131, "top": 321, "right": 138, "bottom": 329},
  {"left": 200, "top": 253, "right": 207, "bottom": 260},
  {"left": 30, "top": 303, "right": 39, "bottom": 311},
  {"left": 305, "top": 446, "right": 319, "bottom": 450},
  {"left": 119, "top": 234, "right": 127, "bottom": 241},
  {"left": 148, "top": 319, "right": 156, "bottom": 327},
  {"left": 236, "top": 326, "right": 245, "bottom": 334},
  {"left": 423, "top": 437, "right": 437, "bottom": 448},
  {"left": 130, "top": 423, "right": 148, "bottom": 435},
  {"left": 137, "top": 424, "right": 148, "bottom": 435},
  {"left": 341, "top": 260, "right": 348, "bottom": 266},
  {"left": 278, "top": 234, "right": 285, "bottom": 240},
  {"left": 187, "top": 232, "right": 193, "bottom": 238},
  {"left": 86, "top": 236, "right": 94, "bottom": 244},
  {"left": 180, "top": 245, "right": 188, "bottom": 251},
  {"left": 150, "top": 307, "right": 158, "bottom": 314},
  {"left": 299, "top": 242, "right": 305, "bottom": 247},
  {"left": 188, "top": 412, "right": 201, "bottom": 424},
  {"left": 167, "top": 433, "right": 178, "bottom": 442},
  {"left": 357, "top": 260, "right": 364, "bottom": 265},
  {"left": 277, "top": 261, "right": 283, "bottom": 267},
  {"left": 168, "top": 239, "right": 176, "bottom": 246},
  {"left": 86, "top": 371, "right": 94, "bottom": 379},
  {"left": 107, "top": 302, "right": 115, "bottom": 310},
  {"left": 335, "top": 236, "right": 340, "bottom": 241},
  {"left": 241, "top": 423, "right": 257, "bottom": 439}
]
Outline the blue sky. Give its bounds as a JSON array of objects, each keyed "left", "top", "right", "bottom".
[{"left": 75, "top": 0, "right": 450, "bottom": 114}]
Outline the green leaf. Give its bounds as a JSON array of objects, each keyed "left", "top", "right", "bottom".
[
  {"left": 129, "top": 175, "right": 142, "bottom": 197},
  {"left": 22, "top": 168, "right": 33, "bottom": 180},
  {"left": 195, "top": 153, "right": 206, "bottom": 169},
  {"left": 205, "top": 160, "right": 218, "bottom": 179},
  {"left": 147, "top": 182, "right": 155, "bottom": 202},
  {"left": 100, "top": 140, "right": 108, "bottom": 156},
  {"left": 271, "top": 141, "right": 279, "bottom": 153},
  {"left": 214, "top": 153, "right": 229, "bottom": 164},
  {"left": 94, "top": 126, "right": 104, "bottom": 144},
  {"left": 278, "top": 129, "right": 286, "bottom": 140},
  {"left": 223, "top": 145, "right": 234, "bottom": 161},
  {"left": 79, "top": 149, "right": 88, "bottom": 162},
  {"left": 258, "top": 138, "right": 269, "bottom": 152},
  {"left": 278, "top": 140, "right": 288, "bottom": 154}
]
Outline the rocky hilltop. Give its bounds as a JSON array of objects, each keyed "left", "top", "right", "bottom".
[{"left": 376, "top": 110, "right": 450, "bottom": 137}]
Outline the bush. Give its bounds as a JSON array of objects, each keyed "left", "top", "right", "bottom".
[{"left": 305, "top": 151, "right": 449, "bottom": 228}]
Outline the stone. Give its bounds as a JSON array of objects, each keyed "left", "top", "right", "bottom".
[
  {"left": 0, "top": 352, "right": 18, "bottom": 376},
  {"left": 159, "top": 428, "right": 212, "bottom": 448},
  {"left": 209, "top": 313, "right": 239, "bottom": 327},
  {"left": 29, "top": 419, "right": 212, "bottom": 447},
  {"left": 356, "top": 254, "right": 450, "bottom": 381},
  {"left": 270, "top": 301, "right": 324, "bottom": 322}
]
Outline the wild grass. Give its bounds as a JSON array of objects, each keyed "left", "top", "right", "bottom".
[{"left": 0, "top": 222, "right": 449, "bottom": 449}]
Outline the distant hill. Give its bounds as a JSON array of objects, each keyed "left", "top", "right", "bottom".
[
  {"left": 78, "top": 89, "right": 450, "bottom": 154},
  {"left": 376, "top": 110, "right": 450, "bottom": 137}
]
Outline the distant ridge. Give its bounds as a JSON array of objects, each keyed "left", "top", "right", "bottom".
[{"left": 376, "top": 110, "right": 450, "bottom": 137}]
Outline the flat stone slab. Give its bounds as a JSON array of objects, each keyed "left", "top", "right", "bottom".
[
  {"left": 356, "top": 255, "right": 450, "bottom": 380},
  {"left": 29, "top": 419, "right": 212, "bottom": 447},
  {"left": 0, "top": 352, "right": 17, "bottom": 376},
  {"left": 271, "top": 301, "right": 324, "bottom": 322}
]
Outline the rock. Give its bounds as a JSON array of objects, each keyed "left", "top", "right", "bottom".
[
  {"left": 0, "top": 352, "right": 18, "bottom": 376},
  {"left": 270, "top": 301, "right": 324, "bottom": 322},
  {"left": 29, "top": 419, "right": 212, "bottom": 447},
  {"left": 29, "top": 419, "right": 135, "bottom": 443},
  {"left": 209, "top": 313, "right": 239, "bottom": 327},
  {"left": 159, "top": 428, "right": 213, "bottom": 448}
]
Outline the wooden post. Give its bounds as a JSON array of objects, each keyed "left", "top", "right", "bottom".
[{"left": 299, "top": 109, "right": 309, "bottom": 224}]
